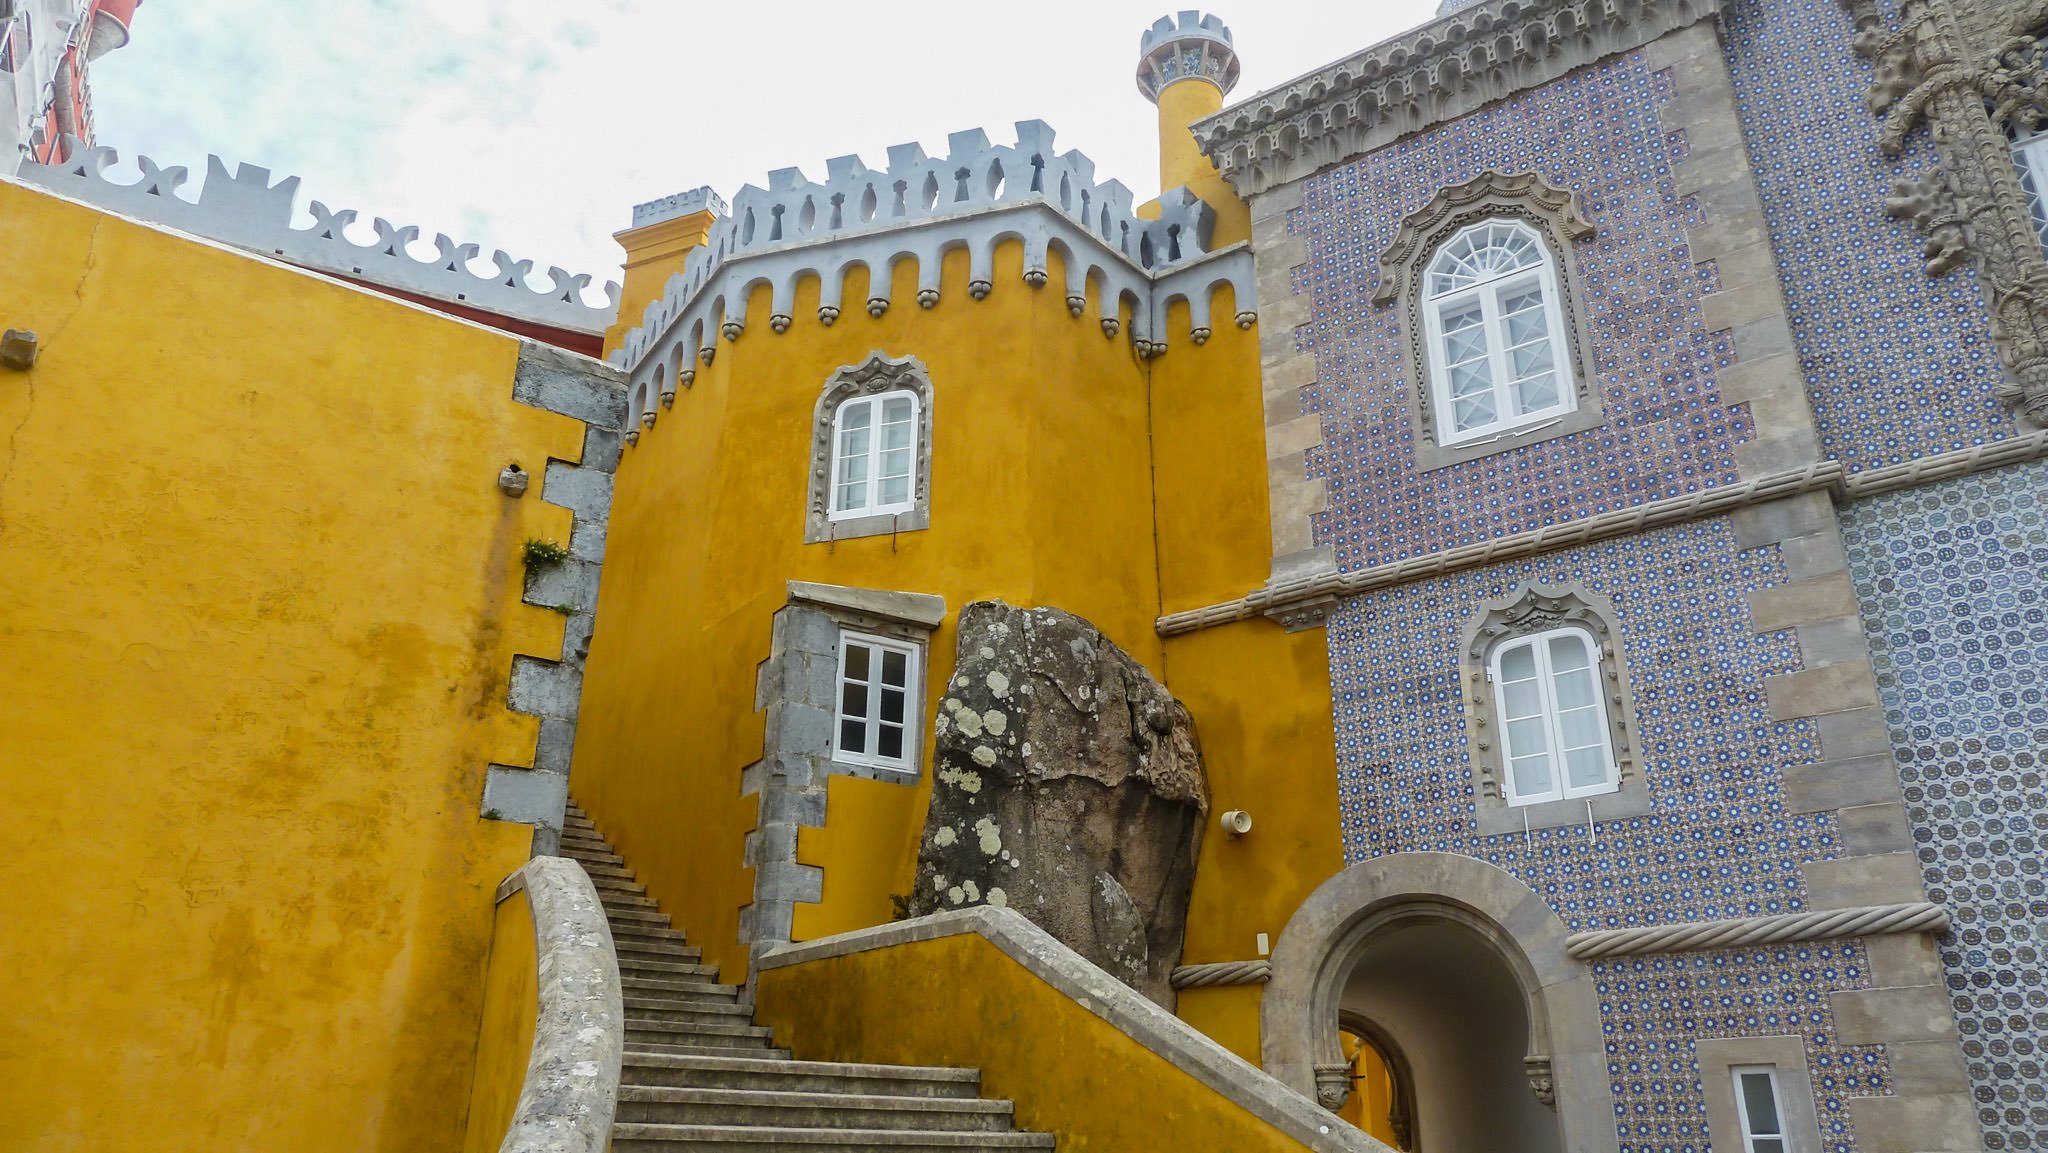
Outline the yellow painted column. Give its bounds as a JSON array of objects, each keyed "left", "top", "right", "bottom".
[{"left": 606, "top": 191, "right": 726, "bottom": 356}]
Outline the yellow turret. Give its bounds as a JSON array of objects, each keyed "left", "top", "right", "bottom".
[
  {"left": 1136, "top": 11, "right": 1250, "bottom": 248},
  {"left": 605, "top": 187, "right": 728, "bottom": 357}
]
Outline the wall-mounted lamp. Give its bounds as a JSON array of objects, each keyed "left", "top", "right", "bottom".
[
  {"left": 1221, "top": 809, "right": 1252, "bottom": 837},
  {"left": 1, "top": 329, "right": 38, "bottom": 371}
]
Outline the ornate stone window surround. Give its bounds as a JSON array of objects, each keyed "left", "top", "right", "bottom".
[
  {"left": 1460, "top": 584, "right": 1651, "bottom": 835},
  {"left": 805, "top": 353, "right": 934, "bottom": 544},
  {"left": 1695, "top": 1036, "right": 1826, "bottom": 1153},
  {"left": 1375, "top": 171, "right": 1602, "bottom": 472}
]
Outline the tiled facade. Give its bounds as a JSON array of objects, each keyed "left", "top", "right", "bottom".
[
  {"left": 1842, "top": 464, "right": 2048, "bottom": 1150},
  {"left": 1291, "top": 50, "right": 1749, "bottom": 572},
  {"left": 1223, "top": 0, "right": 2040, "bottom": 1149},
  {"left": 1719, "top": 0, "right": 2021, "bottom": 471}
]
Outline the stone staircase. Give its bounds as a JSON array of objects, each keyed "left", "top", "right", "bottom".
[{"left": 559, "top": 802, "right": 1056, "bottom": 1151}]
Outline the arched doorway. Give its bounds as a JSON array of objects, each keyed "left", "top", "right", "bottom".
[
  {"left": 1337, "top": 907, "right": 1561, "bottom": 1151},
  {"left": 1262, "top": 853, "right": 1615, "bottom": 1153}
]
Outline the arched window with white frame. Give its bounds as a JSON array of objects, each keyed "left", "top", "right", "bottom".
[
  {"left": 1488, "top": 625, "right": 1619, "bottom": 806},
  {"left": 1422, "top": 219, "right": 1577, "bottom": 445},
  {"left": 828, "top": 389, "right": 919, "bottom": 520}
]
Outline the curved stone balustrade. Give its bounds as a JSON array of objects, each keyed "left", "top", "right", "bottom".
[{"left": 494, "top": 856, "right": 624, "bottom": 1153}]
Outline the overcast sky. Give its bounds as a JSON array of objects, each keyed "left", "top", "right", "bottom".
[{"left": 87, "top": 1, "right": 1438, "bottom": 297}]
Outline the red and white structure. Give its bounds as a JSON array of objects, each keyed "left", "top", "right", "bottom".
[{"left": 2, "top": 0, "right": 139, "bottom": 168}]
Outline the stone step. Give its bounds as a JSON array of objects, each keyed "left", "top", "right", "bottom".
[
  {"left": 621, "top": 976, "right": 745, "bottom": 1002},
  {"left": 611, "top": 924, "right": 691, "bottom": 944},
  {"left": 617, "top": 956, "right": 720, "bottom": 979},
  {"left": 613, "top": 1086, "right": 1017, "bottom": 1132},
  {"left": 615, "top": 941, "right": 704, "bottom": 964},
  {"left": 609, "top": 1125, "right": 1054, "bottom": 1150},
  {"left": 620, "top": 1054, "right": 980, "bottom": 1099},
  {"left": 578, "top": 861, "right": 638, "bottom": 882},
  {"left": 590, "top": 877, "right": 650, "bottom": 896},
  {"left": 604, "top": 905, "right": 674, "bottom": 926},
  {"left": 625, "top": 1020, "right": 779, "bottom": 1051},
  {"left": 558, "top": 834, "right": 611, "bottom": 852},
  {"left": 599, "top": 891, "right": 663, "bottom": 911},
  {"left": 562, "top": 848, "right": 628, "bottom": 869},
  {"left": 623, "top": 998, "right": 757, "bottom": 1026},
  {"left": 626, "top": 1042, "right": 795, "bottom": 1061}
]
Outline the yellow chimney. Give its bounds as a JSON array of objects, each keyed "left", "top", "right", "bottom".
[{"left": 605, "top": 188, "right": 728, "bottom": 357}]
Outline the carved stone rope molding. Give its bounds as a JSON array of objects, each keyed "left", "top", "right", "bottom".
[
  {"left": 1169, "top": 960, "right": 1274, "bottom": 989},
  {"left": 1564, "top": 901, "right": 1953, "bottom": 960},
  {"left": 1157, "top": 462, "right": 1844, "bottom": 635},
  {"left": 1843, "top": 0, "right": 2048, "bottom": 424},
  {"left": 1158, "top": 427, "right": 2048, "bottom": 638}
]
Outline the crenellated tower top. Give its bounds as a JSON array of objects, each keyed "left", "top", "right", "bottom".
[{"left": 1136, "top": 11, "right": 1240, "bottom": 104}]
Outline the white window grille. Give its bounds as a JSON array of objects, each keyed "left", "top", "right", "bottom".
[
  {"left": 1421, "top": 219, "right": 1577, "bottom": 445},
  {"left": 1730, "top": 1065, "right": 1788, "bottom": 1153},
  {"left": 832, "top": 630, "right": 919, "bottom": 773},
  {"left": 1489, "top": 626, "right": 1619, "bottom": 806},
  {"left": 2010, "top": 126, "right": 2048, "bottom": 252},
  {"left": 828, "top": 390, "right": 919, "bottom": 521}
]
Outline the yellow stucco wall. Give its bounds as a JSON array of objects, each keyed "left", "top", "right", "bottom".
[
  {"left": 464, "top": 888, "right": 538, "bottom": 1153},
  {"left": 572, "top": 244, "right": 1170, "bottom": 979},
  {"left": 1155, "top": 79, "right": 1251, "bottom": 249},
  {"left": 756, "top": 933, "right": 1329, "bottom": 1152},
  {"left": 0, "top": 180, "right": 575, "bottom": 1151}
]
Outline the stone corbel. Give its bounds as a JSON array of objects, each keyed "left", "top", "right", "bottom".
[{"left": 1524, "top": 1054, "right": 1557, "bottom": 1110}]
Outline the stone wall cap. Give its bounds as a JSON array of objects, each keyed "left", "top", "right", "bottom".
[
  {"left": 761, "top": 906, "right": 1385, "bottom": 1153},
  {"left": 787, "top": 581, "right": 947, "bottom": 629}
]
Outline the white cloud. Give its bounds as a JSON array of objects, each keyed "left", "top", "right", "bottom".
[{"left": 88, "top": 0, "right": 1438, "bottom": 289}]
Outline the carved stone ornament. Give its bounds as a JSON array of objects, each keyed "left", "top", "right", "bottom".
[
  {"left": 1844, "top": 0, "right": 2048, "bottom": 423},
  {"left": 1312, "top": 1062, "right": 1356, "bottom": 1112},
  {"left": 804, "top": 352, "right": 935, "bottom": 544},
  {"left": 1525, "top": 1054, "right": 1557, "bottom": 1110},
  {"left": 1373, "top": 171, "right": 1597, "bottom": 305}
]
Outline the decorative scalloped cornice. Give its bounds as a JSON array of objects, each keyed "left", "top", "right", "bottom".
[
  {"left": 16, "top": 138, "right": 619, "bottom": 335},
  {"left": 608, "top": 121, "right": 1261, "bottom": 424},
  {"left": 1372, "top": 169, "right": 1595, "bottom": 304},
  {"left": 1191, "top": 0, "right": 1722, "bottom": 198}
]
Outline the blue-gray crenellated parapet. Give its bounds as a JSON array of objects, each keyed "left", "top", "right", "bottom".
[
  {"left": 606, "top": 120, "right": 1259, "bottom": 426},
  {"left": 17, "top": 137, "right": 620, "bottom": 335},
  {"left": 1136, "top": 11, "right": 1241, "bottom": 103}
]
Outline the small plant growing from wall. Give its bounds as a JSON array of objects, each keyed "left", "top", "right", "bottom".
[{"left": 522, "top": 538, "right": 570, "bottom": 568}]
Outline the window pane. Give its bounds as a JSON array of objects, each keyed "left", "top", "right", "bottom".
[
  {"left": 1739, "top": 1072, "right": 1783, "bottom": 1136},
  {"left": 877, "top": 476, "right": 910, "bottom": 506},
  {"left": 880, "top": 446, "right": 913, "bottom": 480},
  {"left": 879, "top": 687, "right": 906, "bottom": 726},
  {"left": 1499, "top": 643, "right": 1538, "bottom": 682},
  {"left": 882, "top": 396, "right": 913, "bottom": 424},
  {"left": 878, "top": 723, "right": 904, "bottom": 760},
  {"left": 839, "top": 448, "right": 870, "bottom": 484},
  {"left": 2012, "top": 134, "right": 2048, "bottom": 250},
  {"left": 882, "top": 420, "right": 913, "bottom": 451},
  {"left": 1453, "top": 395, "right": 1497, "bottom": 431},
  {"left": 1553, "top": 665, "right": 1597, "bottom": 710},
  {"left": 1506, "top": 716, "right": 1551, "bottom": 760},
  {"left": 1510, "top": 341, "right": 1554, "bottom": 379},
  {"left": 843, "top": 643, "right": 870, "bottom": 681},
  {"left": 1548, "top": 633, "right": 1591, "bottom": 670},
  {"left": 840, "top": 682, "right": 869, "bottom": 720},
  {"left": 1751, "top": 1141, "right": 1784, "bottom": 1153},
  {"left": 1510, "top": 753, "right": 1553, "bottom": 799},
  {"left": 1500, "top": 678, "right": 1544, "bottom": 720},
  {"left": 881, "top": 649, "right": 908, "bottom": 686},
  {"left": 1557, "top": 705, "right": 1605, "bottom": 750},
  {"left": 1448, "top": 360, "right": 1493, "bottom": 398},
  {"left": 839, "top": 717, "right": 867, "bottom": 754},
  {"left": 1515, "top": 372, "right": 1559, "bottom": 414},
  {"left": 840, "top": 400, "right": 872, "bottom": 429},
  {"left": 836, "top": 482, "right": 867, "bottom": 511},
  {"left": 1564, "top": 745, "right": 1610, "bottom": 790}
]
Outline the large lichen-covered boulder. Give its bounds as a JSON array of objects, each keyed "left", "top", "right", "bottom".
[{"left": 908, "top": 601, "right": 1207, "bottom": 1008}]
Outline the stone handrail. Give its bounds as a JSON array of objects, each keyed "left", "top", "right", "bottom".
[
  {"left": 494, "top": 857, "right": 624, "bottom": 1153},
  {"left": 759, "top": 906, "right": 1389, "bottom": 1153}
]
